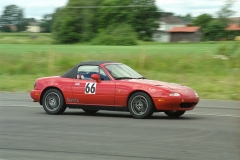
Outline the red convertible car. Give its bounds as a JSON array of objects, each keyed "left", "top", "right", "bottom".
[{"left": 30, "top": 61, "right": 199, "bottom": 119}]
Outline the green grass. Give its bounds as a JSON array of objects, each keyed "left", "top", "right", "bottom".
[
  {"left": 0, "top": 42, "right": 231, "bottom": 54},
  {"left": 0, "top": 33, "right": 53, "bottom": 44},
  {"left": 0, "top": 42, "right": 239, "bottom": 100}
]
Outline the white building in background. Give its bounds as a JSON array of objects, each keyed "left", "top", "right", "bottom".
[
  {"left": 26, "top": 22, "right": 41, "bottom": 33},
  {"left": 152, "top": 14, "right": 187, "bottom": 42}
]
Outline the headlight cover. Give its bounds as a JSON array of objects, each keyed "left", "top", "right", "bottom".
[
  {"left": 169, "top": 93, "right": 181, "bottom": 97},
  {"left": 195, "top": 92, "right": 199, "bottom": 97}
]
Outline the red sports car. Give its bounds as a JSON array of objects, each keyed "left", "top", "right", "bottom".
[{"left": 30, "top": 61, "right": 199, "bottom": 119}]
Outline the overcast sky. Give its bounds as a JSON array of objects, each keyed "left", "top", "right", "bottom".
[{"left": 0, "top": 0, "right": 239, "bottom": 19}]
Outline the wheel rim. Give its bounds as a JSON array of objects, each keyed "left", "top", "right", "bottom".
[
  {"left": 44, "top": 92, "right": 60, "bottom": 111},
  {"left": 130, "top": 95, "right": 148, "bottom": 115}
]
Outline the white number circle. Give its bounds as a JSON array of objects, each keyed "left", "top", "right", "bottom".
[{"left": 85, "top": 83, "right": 96, "bottom": 94}]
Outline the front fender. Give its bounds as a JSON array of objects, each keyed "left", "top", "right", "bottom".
[{"left": 131, "top": 84, "right": 167, "bottom": 98}]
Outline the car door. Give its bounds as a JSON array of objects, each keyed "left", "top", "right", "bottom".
[{"left": 71, "top": 65, "right": 115, "bottom": 106}]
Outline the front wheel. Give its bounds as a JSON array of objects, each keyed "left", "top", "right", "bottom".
[
  {"left": 128, "top": 92, "right": 154, "bottom": 119},
  {"left": 42, "top": 89, "right": 66, "bottom": 115},
  {"left": 164, "top": 111, "right": 185, "bottom": 118}
]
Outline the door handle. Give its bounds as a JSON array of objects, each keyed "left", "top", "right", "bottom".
[{"left": 75, "top": 82, "right": 80, "bottom": 86}]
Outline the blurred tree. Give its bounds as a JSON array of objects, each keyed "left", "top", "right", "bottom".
[
  {"left": 179, "top": 13, "right": 193, "bottom": 23},
  {"left": 98, "top": 0, "right": 159, "bottom": 41},
  {"left": 193, "top": 14, "right": 213, "bottom": 30},
  {"left": 1, "top": 26, "right": 11, "bottom": 32},
  {"left": 95, "top": 0, "right": 142, "bottom": 45},
  {"left": 40, "top": 14, "right": 53, "bottom": 33},
  {"left": 217, "top": 0, "right": 236, "bottom": 26},
  {"left": 92, "top": 23, "right": 137, "bottom": 45},
  {"left": 0, "top": 5, "right": 25, "bottom": 32},
  {"left": 166, "top": 12, "right": 174, "bottom": 16},
  {"left": 98, "top": 0, "right": 133, "bottom": 29},
  {"left": 192, "top": 14, "right": 213, "bottom": 40},
  {"left": 52, "top": 0, "right": 103, "bottom": 43},
  {"left": 131, "top": 0, "right": 160, "bottom": 40},
  {"left": 52, "top": 7, "right": 80, "bottom": 43},
  {"left": 25, "top": 18, "right": 37, "bottom": 23},
  {"left": 205, "top": 20, "right": 225, "bottom": 41},
  {"left": 52, "top": 0, "right": 159, "bottom": 43}
]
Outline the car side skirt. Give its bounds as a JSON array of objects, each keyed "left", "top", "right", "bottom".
[{"left": 66, "top": 104, "right": 128, "bottom": 112}]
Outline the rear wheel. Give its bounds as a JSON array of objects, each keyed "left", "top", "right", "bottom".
[
  {"left": 128, "top": 92, "right": 154, "bottom": 119},
  {"left": 42, "top": 89, "right": 66, "bottom": 115},
  {"left": 83, "top": 109, "right": 99, "bottom": 114},
  {"left": 164, "top": 111, "right": 185, "bottom": 118}
]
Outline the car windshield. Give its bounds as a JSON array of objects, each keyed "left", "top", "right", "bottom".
[{"left": 105, "top": 64, "right": 146, "bottom": 80}]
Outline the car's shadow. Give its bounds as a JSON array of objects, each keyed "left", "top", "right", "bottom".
[{"left": 55, "top": 110, "right": 203, "bottom": 120}]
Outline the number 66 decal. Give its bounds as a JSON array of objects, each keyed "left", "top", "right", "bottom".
[{"left": 85, "top": 83, "right": 96, "bottom": 94}]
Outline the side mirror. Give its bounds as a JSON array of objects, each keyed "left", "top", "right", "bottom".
[{"left": 91, "top": 74, "right": 101, "bottom": 83}]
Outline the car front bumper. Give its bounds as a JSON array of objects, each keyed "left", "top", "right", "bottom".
[
  {"left": 30, "top": 90, "right": 42, "bottom": 102},
  {"left": 152, "top": 96, "right": 199, "bottom": 111}
]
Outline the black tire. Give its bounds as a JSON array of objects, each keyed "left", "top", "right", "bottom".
[
  {"left": 128, "top": 92, "right": 154, "bottom": 119},
  {"left": 164, "top": 111, "right": 185, "bottom": 118},
  {"left": 83, "top": 109, "right": 99, "bottom": 114},
  {"left": 42, "top": 89, "right": 66, "bottom": 115}
]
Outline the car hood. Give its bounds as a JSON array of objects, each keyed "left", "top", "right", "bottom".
[
  {"left": 38, "top": 76, "right": 61, "bottom": 80},
  {"left": 126, "top": 79, "right": 194, "bottom": 91}
]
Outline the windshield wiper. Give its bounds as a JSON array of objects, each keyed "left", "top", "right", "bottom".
[
  {"left": 115, "top": 77, "right": 133, "bottom": 80},
  {"left": 136, "top": 77, "right": 147, "bottom": 79}
]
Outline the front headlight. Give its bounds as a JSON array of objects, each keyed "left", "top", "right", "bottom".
[
  {"left": 195, "top": 92, "right": 199, "bottom": 97},
  {"left": 169, "top": 93, "right": 181, "bottom": 97}
]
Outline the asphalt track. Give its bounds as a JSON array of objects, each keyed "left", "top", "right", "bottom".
[{"left": 0, "top": 92, "right": 239, "bottom": 160}]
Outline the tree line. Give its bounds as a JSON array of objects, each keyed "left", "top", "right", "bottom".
[
  {"left": 0, "top": 0, "right": 239, "bottom": 44},
  {"left": 0, "top": 0, "right": 160, "bottom": 45},
  {"left": 51, "top": 0, "right": 160, "bottom": 44},
  {"left": 192, "top": 0, "right": 239, "bottom": 41},
  {"left": 0, "top": 4, "right": 53, "bottom": 33}
]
